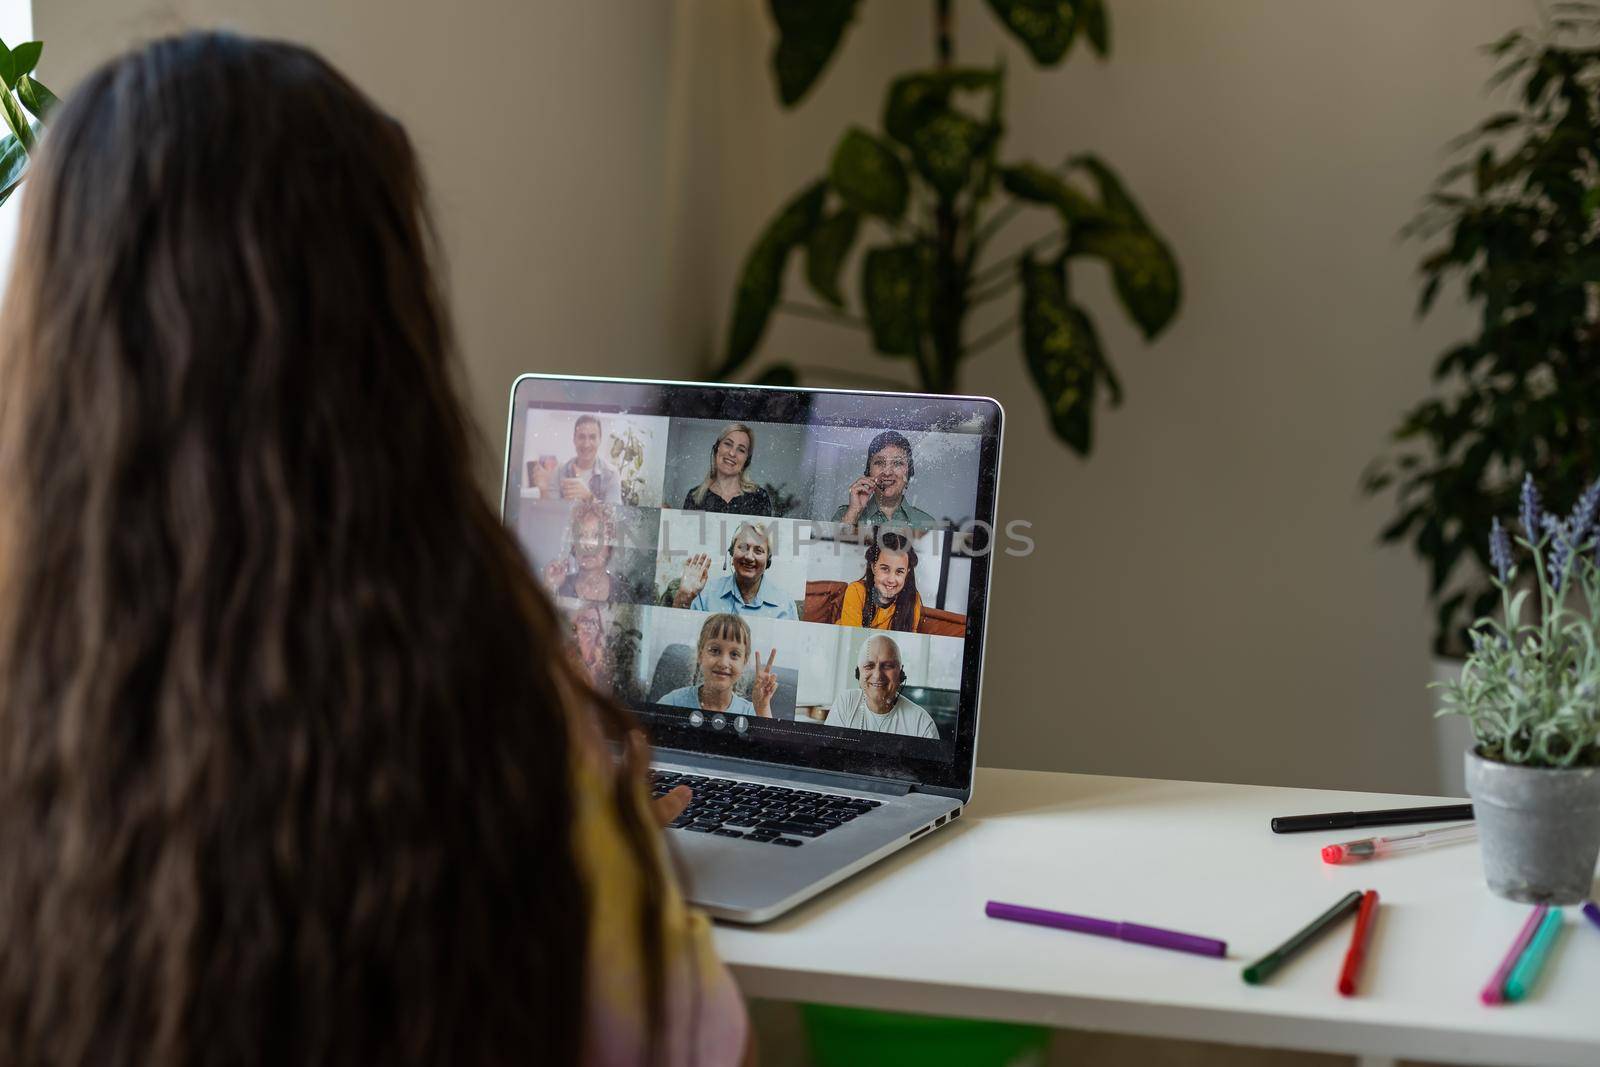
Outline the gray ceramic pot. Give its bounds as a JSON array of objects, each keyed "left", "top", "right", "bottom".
[{"left": 1464, "top": 749, "right": 1600, "bottom": 904}]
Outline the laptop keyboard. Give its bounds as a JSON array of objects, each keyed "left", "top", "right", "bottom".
[{"left": 650, "top": 770, "right": 882, "bottom": 846}]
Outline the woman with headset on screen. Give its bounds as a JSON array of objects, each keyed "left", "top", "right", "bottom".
[
  {"left": 822, "top": 635, "right": 939, "bottom": 739},
  {"left": 671, "top": 521, "right": 797, "bottom": 620},
  {"left": 833, "top": 430, "right": 937, "bottom": 528},
  {"left": 834, "top": 530, "right": 923, "bottom": 631},
  {"left": 681, "top": 423, "right": 773, "bottom": 516}
]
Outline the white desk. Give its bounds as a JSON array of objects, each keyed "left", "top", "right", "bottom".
[{"left": 713, "top": 769, "right": 1600, "bottom": 1067}]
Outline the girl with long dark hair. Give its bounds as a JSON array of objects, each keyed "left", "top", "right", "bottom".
[
  {"left": 0, "top": 32, "right": 746, "bottom": 1066},
  {"left": 834, "top": 530, "right": 923, "bottom": 632}
]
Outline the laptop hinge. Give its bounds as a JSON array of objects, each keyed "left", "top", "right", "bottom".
[{"left": 656, "top": 749, "right": 916, "bottom": 797}]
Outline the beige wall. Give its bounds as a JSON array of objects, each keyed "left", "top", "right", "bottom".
[
  {"left": 33, "top": 1, "right": 1533, "bottom": 792},
  {"left": 36, "top": 0, "right": 692, "bottom": 490}
]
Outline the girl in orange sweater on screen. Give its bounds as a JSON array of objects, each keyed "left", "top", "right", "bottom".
[{"left": 835, "top": 531, "right": 923, "bottom": 632}]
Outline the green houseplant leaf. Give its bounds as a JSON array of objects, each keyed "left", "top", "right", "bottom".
[
  {"left": 1020, "top": 253, "right": 1102, "bottom": 454},
  {"left": 17, "top": 75, "right": 57, "bottom": 122},
  {"left": 0, "top": 130, "right": 28, "bottom": 206},
  {"left": 1069, "top": 153, "right": 1146, "bottom": 227},
  {"left": 719, "top": 180, "right": 827, "bottom": 377},
  {"left": 8, "top": 41, "right": 40, "bottom": 82},
  {"left": 769, "top": 0, "right": 860, "bottom": 108},
  {"left": 1369, "top": 10, "right": 1600, "bottom": 653},
  {"left": 907, "top": 107, "right": 990, "bottom": 199},
  {"left": 984, "top": 0, "right": 1078, "bottom": 65},
  {"left": 829, "top": 127, "right": 909, "bottom": 220},
  {"left": 721, "top": 2, "right": 1182, "bottom": 450},
  {"left": 0, "top": 85, "right": 34, "bottom": 153},
  {"left": 805, "top": 208, "right": 859, "bottom": 307},
  {"left": 1081, "top": 0, "right": 1110, "bottom": 56},
  {"left": 999, "top": 162, "right": 1104, "bottom": 224},
  {"left": 861, "top": 243, "right": 928, "bottom": 355},
  {"left": 884, "top": 68, "right": 999, "bottom": 198},
  {"left": 1070, "top": 224, "right": 1180, "bottom": 340},
  {"left": 883, "top": 68, "right": 998, "bottom": 143}
]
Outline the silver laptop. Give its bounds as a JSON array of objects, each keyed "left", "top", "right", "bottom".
[{"left": 502, "top": 374, "right": 1002, "bottom": 924}]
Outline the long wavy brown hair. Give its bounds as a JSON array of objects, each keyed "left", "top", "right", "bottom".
[{"left": 0, "top": 32, "right": 667, "bottom": 1066}]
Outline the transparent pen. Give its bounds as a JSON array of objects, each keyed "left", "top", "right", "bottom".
[{"left": 1320, "top": 823, "right": 1477, "bottom": 864}]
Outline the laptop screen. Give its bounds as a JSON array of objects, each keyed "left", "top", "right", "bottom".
[{"left": 503, "top": 375, "right": 1002, "bottom": 794}]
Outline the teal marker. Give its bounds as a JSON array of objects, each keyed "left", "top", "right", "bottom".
[{"left": 1504, "top": 908, "right": 1564, "bottom": 1002}]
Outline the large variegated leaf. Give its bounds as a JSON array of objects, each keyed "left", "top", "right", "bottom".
[
  {"left": 984, "top": 0, "right": 1078, "bottom": 66},
  {"left": 830, "top": 127, "right": 909, "bottom": 220},
  {"left": 1070, "top": 225, "right": 1180, "bottom": 340},
  {"left": 861, "top": 243, "right": 928, "bottom": 356},
  {"left": 1000, "top": 163, "right": 1104, "bottom": 224},
  {"left": 1080, "top": 0, "right": 1109, "bottom": 55},
  {"left": 884, "top": 67, "right": 1000, "bottom": 199},
  {"left": 805, "top": 208, "right": 859, "bottom": 307},
  {"left": 769, "top": 0, "right": 860, "bottom": 107},
  {"left": 719, "top": 181, "right": 827, "bottom": 376},
  {"left": 1020, "top": 253, "right": 1102, "bottom": 453}
]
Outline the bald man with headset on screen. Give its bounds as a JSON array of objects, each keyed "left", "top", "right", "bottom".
[
  {"left": 823, "top": 634, "right": 940, "bottom": 739},
  {"left": 834, "top": 429, "right": 938, "bottom": 528}
]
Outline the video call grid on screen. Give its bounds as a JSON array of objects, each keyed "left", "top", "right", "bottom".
[{"left": 503, "top": 375, "right": 1000, "bottom": 791}]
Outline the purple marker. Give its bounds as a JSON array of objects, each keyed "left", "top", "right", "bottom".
[
  {"left": 1480, "top": 904, "right": 1548, "bottom": 1006},
  {"left": 1583, "top": 901, "right": 1600, "bottom": 932},
  {"left": 985, "top": 900, "right": 1227, "bottom": 958}
]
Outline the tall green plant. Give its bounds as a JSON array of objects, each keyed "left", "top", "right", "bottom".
[
  {"left": 1366, "top": 5, "right": 1600, "bottom": 655},
  {"left": 717, "top": 0, "right": 1182, "bottom": 455},
  {"left": 0, "top": 37, "right": 58, "bottom": 206}
]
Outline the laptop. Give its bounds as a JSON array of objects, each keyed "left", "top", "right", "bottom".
[{"left": 502, "top": 374, "right": 1002, "bottom": 923}]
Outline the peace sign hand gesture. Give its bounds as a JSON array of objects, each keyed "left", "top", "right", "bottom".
[{"left": 752, "top": 648, "right": 779, "bottom": 718}]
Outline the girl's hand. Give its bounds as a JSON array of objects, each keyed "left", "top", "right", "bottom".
[
  {"left": 653, "top": 784, "right": 692, "bottom": 826},
  {"left": 752, "top": 648, "right": 778, "bottom": 717},
  {"left": 631, "top": 731, "right": 692, "bottom": 826}
]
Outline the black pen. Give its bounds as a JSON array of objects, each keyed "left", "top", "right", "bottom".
[{"left": 1270, "top": 803, "right": 1473, "bottom": 834}]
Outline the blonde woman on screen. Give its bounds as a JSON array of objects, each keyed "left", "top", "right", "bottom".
[{"left": 682, "top": 422, "right": 773, "bottom": 516}]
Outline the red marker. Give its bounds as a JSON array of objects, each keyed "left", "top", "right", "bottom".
[{"left": 1337, "top": 890, "right": 1379, "bottom": 996}]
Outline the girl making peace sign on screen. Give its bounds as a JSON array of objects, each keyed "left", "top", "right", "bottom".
[{"left": 658, "top": 614, "right": 780, "bottom": 718}]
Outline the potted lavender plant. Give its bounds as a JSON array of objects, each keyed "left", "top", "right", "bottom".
[{"left": 1439, "top": 475, "right": 1600, "bottom": 904}]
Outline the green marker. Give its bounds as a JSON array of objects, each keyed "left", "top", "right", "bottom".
[
  {"left": 1504, "top": 908, "right": 1564, "bottom": 1002},
  {"left": 1242, "top": 891, "right": 1364, "bottom": 985}
]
